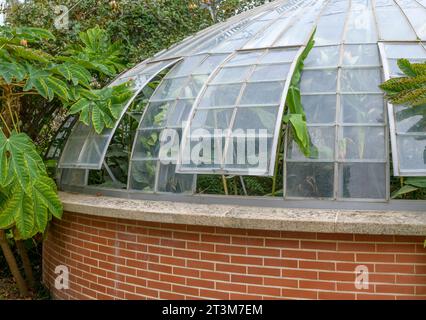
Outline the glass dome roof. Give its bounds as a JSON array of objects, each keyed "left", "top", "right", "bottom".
[{"left": 57, "top": 0, "right": 426, "bottom": 202}]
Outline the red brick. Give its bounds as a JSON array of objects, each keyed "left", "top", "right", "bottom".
[
  {"left": 301, "top": 241, "right": 337, "bottom": 251},
  {"left": 282, "top": 249, "right": 316, "bottom": 260},
  {"left": 231, "top": 274, "right": 263, "bottom": 285},
  {"left": 247, "top": 247, "right": 280, "bottom": 257},
  {"left": 187, "top": 260, "right": 214, "bottom": 270},
  {"left": 216, "top": 244, "right": 247, "bottom": 255},
  {"left": 300, "top": 280, "right": 335, "bottom": 291},
  {"left": 216, "top": 282, "right": 247, "bottom": 293},
  {"left": 148, "top": 245, "right": 173, "bottom": 256},
  {"left": 187, "top": 242, "right": 215, "bottom": 252},
  {"left": 230, "top": 293, "right": 263, "bottom": 300},
  {"left": 174, "top": 267, "right": 200, "bottom": 278},
  {"left": 396, "top": 254, "right": 426, "bottom": 264},
  {"left": 232, "top": 237, "right": 264, "bottom": 246},
  {"left": 299, "top": 260, "right": 335, "bottom": 271},
  {"left": 160, "top": 292, "right": 185, "bottom": 300},
  {"left": 248, "top": 266, "right": 281, "bottom": 277},
  {"left": 248, "top": 285, "right": 281, "bottom": 296},
  {"left": 186, "top": 278, "right": 215, "bottom": 289},
  {"left": 265, "top": 239, "right": 299, "bottom": 248},
  {"left": 264, "top": 258, "right": 298, "bottom": 268},
  {"left": 231, "top": 256, "right": 263, "bottom": 265},
  {"left": 173, "top": 231, "right": 200, "bottom": 241},
  {"left": 201, "top": 234, "right": 230, "bottom": 244},
  {"left": 160, "top": 256, "right": 186, "bottom": 267},
  {"left": 160, "top": 274, "right": 186, "bottom": 285},
  {"left": 282, "top": 269, "right": 318, "bottom": 280},
  {"left": 318, "top": 252, "right": 355, "bottom": 262},
  {"left": 148, "top": 280, "right": 172, "bottom": 291},
  {"left": 338, "top": 242, "right": 376, "bottom": 252},
  {"left": 174, "top": 249, "right": 199, "bottom": 259},
  {"left": 375, "top": 264, "right": 415, "bottom": 274},
  {"left": 377, "top": 244, "right": 416, "bottom": 253},
  {"left": 376, "top": 284, "right": 415, "bottom": 294},
  {"left": 173, "top": 285, "right": 199, "bottom": 296},
  {"left": 201, "top": 271, "right": 230, "bottom": 282},
  {"left": 396, "top": 274, "right": 426, "bottom": 285},
  {"left": 282, "top": 288, "right": 317, "bottom": 299},
  {"left": 200, "top": 252, "right": 230, "bottom": 263},
  {"left": 200, "top": 289, "right": 230, "bottom": 300},
  {"left": 216, "top": 263, "right": 247, "bottom": 274},
  {"left": 357, "top": 253, "right": 395, "bottom": 263},
  {"left": 319, "top": 292, "right": 356, "bottom": 300},
  {"left": 264, "top": 278, "right": 298, "bottom": 288}
]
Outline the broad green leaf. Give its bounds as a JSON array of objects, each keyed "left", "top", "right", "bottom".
[
  {"left": 405, "top": 177, "right": 426, "bottom": 188},
  {"left": 32, "top": 176, "right": 63, "bottom": 219},
  {"left": 391, "top": 185, "right": 419, "bottom": 199},
  {"left": 397, "top": 59, "right": 417, "bottom": 77}
]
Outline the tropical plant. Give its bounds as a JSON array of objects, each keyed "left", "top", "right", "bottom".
[
  {"left": 0, "top": 25, "right": 132, "bottom": 296},
  {"left": 380, "top": 58, "right": 426, "bottom": 199}
]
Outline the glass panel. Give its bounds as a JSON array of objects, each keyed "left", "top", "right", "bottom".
[
  {"left": 375, "top": 0, "right": 417, "bottom": 40},
  {"left": 250, "top": 64, "right": 290, "bottom": 82},
  {"left": 288, "top": 126, "right": 335, "bottom": 160},
  {"left": 157, "top": 164, "right": 194, "bottom": 193},
  {"left": 339, "top": 163, "right": 386, "bottom": 199},
  {"left": 315, "top": 12, "right": 347, "bottom": 45},
  {"left": 60, "top": 169, "right": 87, "bottom": 186},
  {"left": 140, "top": 101, "right": 171, "bottom": 129},
  {"left": 199, "top": 84, "right": 242, "bottom": 108},
  {"left": 384, "top": 44, "right": 426, "bottom": 58},
  {"left": 397, "top": 135, "right": 426, "bottom": 171},
  {"left": 345, "top": 1, "right": 378, "bottom": 43},
  {"left": 181, "top": 135, "right": 224, "bottom": 170},
  {"left": 151, "top": 77, "right": 187, "bottom": 100},
  {"left": 300, "top": 70, "right": 338, "bottom": 93},
  {"left": 302, "top": 95, "right": 336, "bottom": 123},
  {"left": 304, "top": 46, "right": 340, "bottom": 68},
  {"left": 379, "top": 42, "right": 426, "bottom": 176},
  {"left": 129, "top": 160, "right": 157, "bottom": 191},
  {"left": 341, "top": 94, "right": 385, "bottom": 124},
  {"left": 231, "top": 106, "right": 278, "bottom": 132},
  {"left": 342, "top": 44, "right": 380, "bottom": 66},
  {"left": 259, "top": 49, "right": 299, "bottom": 64},
  {"left": 224, "top": 135, "right": 273, "bottom": 174},
  {"left": 191, "top": 109, "right": 234, "bottom": 133},
  {"left": 166, "top": 99, "right": 194, "bottom": 127},
  {"left": 227, "top": 51, "right": 263, "bottom": 66},
  {"left": 394, "top": 104, "right": 426, "bottom": 133},
  {"left": 132, "top": 130, "right": 163, "bottom": 159},
  {"left": 211, "top": 66, "right": 252, "bottom": 84},
  {"left": 240, "top": 82, "right": 284, "bottom": 105},
  {"left": 395, "top": 0, "right": 426, "bottom": 40},
  {"left": 166, "top": 55, "right": 207, "bottom": 78},
  {"left": 286, "top": 162, "right": 335, "bottom": 198},
  {"left": 180, "top": 75, "right": 208, "bottom": 98},
  {"left": 193, "top": 54, "right": 229, "bottom": 74},
  {"left": 339, "top": 126, "right": 386, "bottom": 160},
  {"left": 340, "top": 68, "right": 382, "bottom": 92}
]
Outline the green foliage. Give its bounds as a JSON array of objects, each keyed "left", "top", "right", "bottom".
[
  {"left": 380, "top": 59, "right": 426, "bottom": 107},
  {"left": 0, "top": 132, "right": 62, "bottom": 239},
  {"left": 391, "top": 177, "right": 426, "bottom": 199},
  {"left": 283, "top": 32, "right": 316, "bottom": 157},
  {"left": 0, "top": 25, "right": 131, "bottom": 240}
]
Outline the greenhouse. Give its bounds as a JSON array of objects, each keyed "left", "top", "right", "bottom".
[
  {"left": 1, "top": 0, "right": 425, "bottom": 302},
  {"left": 55, "top": 0, "right": 426, "bottom": 208}
]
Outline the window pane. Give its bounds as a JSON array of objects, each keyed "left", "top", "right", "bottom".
[
  {"left": 286, "top": 162, "right": 335, "bottom": 198},
  {"left": 191, "top": 109, "right": 234, "bottom": 133},
  {"left": 340, "top": 68, "right": 382, "bottom": 92},
  {"left": 339, "top": 126, "right": 386, "bottom": 160},
  {"left": 199, "top": 84, "right": 242, "bottom": 108},
  {"left": 157, "top": 164, "right": 194, "bottom": 193},
  {"left": 132, "top": 130, "right": 162, "bottom": 159},
  {"left": 288, "top": 126, "right": 335, "bottom": 160},
  {"left": 250, "top": 64, "right": 290, "bottom": 82},
  {"left": 339, "top": 163, "right": 386, "bottom": 199},
  {"left": 394, "top": 104, "right": 426, "bottom": 134},
  {"left": 341, "top": 94, "right": 385, "bottom": 124},
  {"left": 397, "top": 135, "right": 426, "bottom": 171},
  {"left": 240, "top": 82, "right": 284, "bottom": 105},
  {"left": 302, "top": 95, "right": 336, "bottom": 123},
  {"left": 211, "top": 66, "right": 252, "bottom": 84},
  {"left": 300, "top": 70, "right": 338, "bottom": 93},
  {"left": 129, "top": 160, "right": 157, "bottom": 191},
  {"left": 304, "top": 46, "right": 340, "bottom": 68},
  {"left": 232, "top": 106, "right": 278, "bottom": 132},
  {"left": 342, "top": 44, "right": 380, "bottom": 66}
]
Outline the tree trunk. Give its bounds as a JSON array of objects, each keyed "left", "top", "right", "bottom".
[
  {"left": 16, "top": 240, "right": 35, "bottom": 289},
  {"left": 0, "top": 230, "right": 29, "bottom": 297}
]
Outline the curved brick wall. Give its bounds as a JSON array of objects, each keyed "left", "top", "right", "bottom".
[{"left": 43, "top": 212, "right": 426, "bottom": 300}]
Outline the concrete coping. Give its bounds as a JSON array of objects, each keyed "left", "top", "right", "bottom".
[{"left": 59, "top": 192, "right": 426, "bottom": 236}]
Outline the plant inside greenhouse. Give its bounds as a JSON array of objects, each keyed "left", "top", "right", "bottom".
[{"left": 0, "top": 0, "right": 425, "bottom": 302}]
